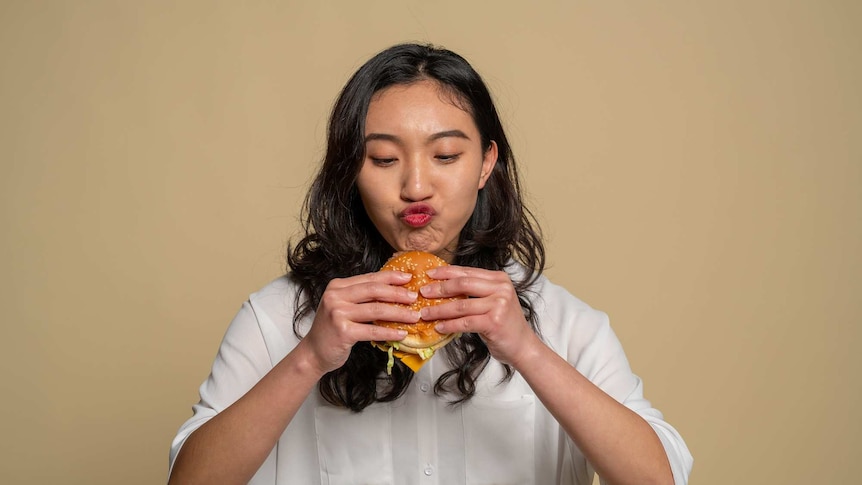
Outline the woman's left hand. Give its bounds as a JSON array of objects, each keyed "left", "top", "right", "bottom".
[{"left": 418, "top": 265, "right": 541, "bottom": 368}]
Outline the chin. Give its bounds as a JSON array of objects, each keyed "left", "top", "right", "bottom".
[{"left": 398, "top": 237, "right": 456, "bottom": 262}]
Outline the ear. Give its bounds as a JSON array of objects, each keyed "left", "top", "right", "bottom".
[{"left": 478, "top": 141, "right": 498, "bottom": 189}]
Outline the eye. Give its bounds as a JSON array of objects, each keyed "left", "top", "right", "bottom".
[
  {"left": 370, "top": 157, "right": 397, "bottom": 166},
  {"left": 435, "top": 153, "right": 462, "bottom": 163}
]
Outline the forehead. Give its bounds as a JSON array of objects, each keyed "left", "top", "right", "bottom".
[{"left": 365, "top": 80, "right": 477, "bottom": 135}]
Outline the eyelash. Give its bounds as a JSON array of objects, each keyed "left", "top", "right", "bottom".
[
  {"left": 370, "top": 157, "right": 396, "bottom": 166},
  {"left": 369, "top": 153, "right": 462, "bottom": 165}
]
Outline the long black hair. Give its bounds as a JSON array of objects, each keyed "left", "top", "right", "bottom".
[{"left": 287, "top": 43, "right": 545, "bottom": 411}]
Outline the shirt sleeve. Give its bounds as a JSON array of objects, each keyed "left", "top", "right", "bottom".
[
  {"left": 535, "top": 276, "right": 693, "bottom": 485},
  {"left": 574, "top": 310, "right": 694, "bottom": 485},
  {"left": 168, "top": 300, "right": 274, "bottom": 476}
]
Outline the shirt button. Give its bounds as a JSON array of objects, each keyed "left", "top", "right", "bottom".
[
  {"left": 424, "top": 465, "right": 434, "bottom": 476},
  {"left": 419, "top": 383, "right": 430, "bottom": 392}
]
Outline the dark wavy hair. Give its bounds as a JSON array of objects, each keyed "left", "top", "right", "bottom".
[{"left": 287, "top": 43, "right": 545, "bottom": 411}]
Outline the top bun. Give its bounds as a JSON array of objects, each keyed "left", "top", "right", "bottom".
[{"left": 373, "top": 251, "right": 465, "bottom": 353}]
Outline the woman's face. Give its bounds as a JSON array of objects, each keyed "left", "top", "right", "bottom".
[{"left": 356, "top": 80, "right": 497, "bottom": 262}]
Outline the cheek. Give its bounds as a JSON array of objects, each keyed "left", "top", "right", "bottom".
[
  {"left": 356, "top": 164, "right": 396, "bottom": 207},
  {"left": 454, "top": 176, "right": 482, "bottom": 205},
  {"left": 355, "top": 170, "right": 379, "bottom": 206}
]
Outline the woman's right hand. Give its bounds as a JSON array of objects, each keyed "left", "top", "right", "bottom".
[
  {"left": 169, "top": 271, "right": 417, "bottom": 485},
  {"left": 298, "top": 270, "right": 419, "bottom": 375}
]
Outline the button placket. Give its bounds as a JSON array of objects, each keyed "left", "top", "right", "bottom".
[{"left": 416, "top": 361, "right": 437, "bottom": 483}]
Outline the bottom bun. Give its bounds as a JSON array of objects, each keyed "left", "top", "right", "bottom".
[
  {"left": 374, "top": 332, "right": 462, "bottom": 374},
  {"left": 392, "top": 332, "right": 458, "bottom": 355}
]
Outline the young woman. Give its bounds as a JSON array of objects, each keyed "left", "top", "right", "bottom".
[{"left": 169, "top": 43, "right": 692, "bottom": 485}]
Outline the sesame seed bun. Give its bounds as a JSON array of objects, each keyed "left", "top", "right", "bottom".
[{"left": 373, "top": 251, "right": 465, "bottom": 355}]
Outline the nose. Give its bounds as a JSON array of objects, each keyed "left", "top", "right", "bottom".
[{"left": 400, "top": 159, "right": 433, "bottom": 202}]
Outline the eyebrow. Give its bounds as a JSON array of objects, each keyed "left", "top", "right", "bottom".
[{"left": 364, "top": 129, "right": 472, "bottom": 144}]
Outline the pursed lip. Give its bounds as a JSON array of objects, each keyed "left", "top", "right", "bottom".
[{"left": 400, "top": 203, "right": 436, "bottom": 227}]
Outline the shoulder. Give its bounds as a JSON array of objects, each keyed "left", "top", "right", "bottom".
[
  {"left": 246, "top": 274, "right": 298, "bottom": 312},
  {"left": 225, "top": 274, "right": 307, "bottom": 362},
  {"left": 237, "top": 275, "right": 305, "bottom": 338},
  {"left": 504, "top": 260, "right": 598, "bottom": 320},
  {"left": 249, "top": 274, "right": 295, "bottom": 298},
  {"left": 531, "top": 274, "right": 609, "bottom": 340},
  {"left": 506, "top": 261, "right": 616, "bottom": 361}
]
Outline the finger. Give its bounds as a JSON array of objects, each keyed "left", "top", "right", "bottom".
[
  {"left": 419, "top": 275, "right": 506, "bottom": 299},
  {"left": 350, "top": 280, "right": 419, "bottom": 305},
  {"left": 432, "top": 305, "right": 520, "bottom": 336},
  {"left": 330, "top": 272, "right": 417, "bottom": 305},
  {"left": 426, "top": 265, "right": 495, "bottom": 280},
  {"left": 351, "top": 324, "right": 408, "bottom": 343},
  {"left": 419, "top": 297, "right": 483, "bottom": 321},
  {"left": 329, "top": 270, "right": 413, "bottom": 290},
  {"left": 374, "top": 270, "right": 415, "bottom": 285},
  {"left": 424, "top": 299, "right": 497, "bottom": 335},
  {"left": 433, "top": 315, "right": 484, "bottom": 336},
  {"left": 348, "top": 300, "right": 421, "bottom": 325}
]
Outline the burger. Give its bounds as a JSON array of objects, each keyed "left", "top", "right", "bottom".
[{"left": 372, "top": 250, "right": 465, "bottom": 373}]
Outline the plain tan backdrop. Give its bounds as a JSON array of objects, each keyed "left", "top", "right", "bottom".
[{"left": 2, "top": 1, "right": 859, "bottom": 484}]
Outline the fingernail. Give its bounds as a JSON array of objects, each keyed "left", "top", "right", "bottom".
[
  {"left": 397, "top": 330, "right": 408, "bottom": 338},
  {"left": 434, "top": 324, "right": 445, "bottom": 333},
  {"left": 389, "top": 271, "right": 410, "bottom": 281},
  {"left": 419, "top": 307, "right": 429, "bottom": 318},
  {"left": 407, "top": 290, "right": 418, "bottom": 300}
]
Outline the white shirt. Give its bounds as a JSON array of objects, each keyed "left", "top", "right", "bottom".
[{"left": 170, "top": 272, "right": 693, "bottom": 484}]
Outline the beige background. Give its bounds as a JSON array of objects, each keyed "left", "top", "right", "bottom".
[{"left": 1, "top": 1, "right": 859, "bottom": 484}]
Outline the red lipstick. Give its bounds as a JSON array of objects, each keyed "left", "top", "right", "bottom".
[{"left": 400, "top": 203, "right": 435, "bottom": 228}]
